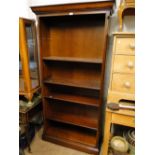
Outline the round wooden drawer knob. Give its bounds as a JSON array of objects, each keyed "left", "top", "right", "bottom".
[
  {"left": 129, "top": 43, "right": 135, "bottom": 49},
  {"left": 118, "top": 40, "right": 121, "bottom": 44},
  {"left": 124, "top": 81, "right": 131, "bottom": 88},
  {"left": 127, "top": 61, "right": 134, "bottom": 68}
]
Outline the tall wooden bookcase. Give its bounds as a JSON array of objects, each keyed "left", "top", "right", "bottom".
[{"left": 31, "top": 1, "right": 114, "bottom": 154}]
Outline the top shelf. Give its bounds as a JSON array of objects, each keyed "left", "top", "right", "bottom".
[{"left": 43, "top": 56, "right": 102, "bottom": 64}]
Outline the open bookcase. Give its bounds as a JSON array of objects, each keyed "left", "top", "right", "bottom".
[{"left": 31, "top": 1, "right": 114, "bottom": 154}]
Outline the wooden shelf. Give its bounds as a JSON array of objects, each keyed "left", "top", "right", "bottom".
[
  {"left": 43, "top": 56, "right": 102, "bottom": 64},
  {"left": 44, "top": 98, "right": 98, "bottom": 130},
  {"left": 44, "top": 78, "right": 100, "bottom": 90},
  {"left": 44, "top": 92, "right": 99, "bottom": 107},
  {"left": 45, "top": 109, "right": 98, "bottom": 130},
  {"left": 46, "top": 116, "right": 97, "bottom": 131},
  {"left": 44, "top": 120, "right": 97, "bottom": 147}
]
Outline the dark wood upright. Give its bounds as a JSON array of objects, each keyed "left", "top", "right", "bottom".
[{"left": 31, "top": 1, "right": 114, "bottom": 154}]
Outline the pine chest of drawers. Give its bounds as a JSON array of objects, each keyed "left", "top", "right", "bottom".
[{"left": 108, "top": 32, "right": 135, "bottom": 103}]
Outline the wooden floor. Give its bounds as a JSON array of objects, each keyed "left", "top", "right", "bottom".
[{"left": 24, "top": 127, "right": 93, "bottom": 155}]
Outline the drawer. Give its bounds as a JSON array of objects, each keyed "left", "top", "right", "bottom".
[
  {"left": 112, "top": 113, "right": 135, "bottom": 127},
  {"left": 112, "top": 73, "right": 135, "bottom": 94},
  {"left": 113, "top": 55, "right": 135, "bottom": 73},
  {"left": 115, "top": 37, "right": 135, "bottom": 55}
]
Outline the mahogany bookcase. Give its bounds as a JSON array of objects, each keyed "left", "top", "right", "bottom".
[{"left": 31, "top": 1, "right": 114, "bottom": 154}]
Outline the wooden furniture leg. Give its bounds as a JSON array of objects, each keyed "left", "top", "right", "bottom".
[
  {"left": 118, "top": 7, "right": 123, "bottom": 31},
  {"left": 102, "top": 111, "right": 111, "bottom": 155}
]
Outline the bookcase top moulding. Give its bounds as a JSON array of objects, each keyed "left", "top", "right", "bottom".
[{"left": 31, "top": 0, "right": 115, "bottom": 15}]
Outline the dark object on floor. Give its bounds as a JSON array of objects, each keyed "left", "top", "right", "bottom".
[
  {"left": 123, "top": 129, "right": 135, "bottom": 155},
  {"left": 19, "top": 127, "right": 25, "bottom": 155},
  {"left": 19, "top": 95, "right": 42, "bottom": 152},
  {"left": 19, "top": 148, "right": 25, "bottom": 155},
  {"left": 30, "top": 112, "right": 43, "bottom": 126},
  {"left": 107, "top": 103, "right": 135, "bottom": 111},
  {"left": 19, "top": 124, "right": 35, "bottom": 149}
]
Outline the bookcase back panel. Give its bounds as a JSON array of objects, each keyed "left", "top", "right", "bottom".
[
  {"left": 40, "top": 14, "right": 105, "bottom": 59},
  {"left": 45, "top": 120, "right": 97, "bottom": 147},
  {"left": 44, "top": 62, "right": 101, "bottom": 89},
  {"left": 45, "top": 85, "right": 100, "bottom": 98},
  {"left": 44, "top": 99, "right": 98, "bottom": 129}
]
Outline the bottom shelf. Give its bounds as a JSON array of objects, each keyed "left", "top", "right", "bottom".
[{"left": 44, "top": 120, "right": 97, "bottom": 147}]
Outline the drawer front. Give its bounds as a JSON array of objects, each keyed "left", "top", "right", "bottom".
[
  {"left": 112, "top": 113, "right": 135, "bottom": 127},
  {"left": 112, "top": 73, "right": 135, "bottom": 94},
  {"left": 115, "top": 37, "right": 135, "bottom": 55},
  {"left": 113, "top": 55, "right": 135, "bottom": 74}
]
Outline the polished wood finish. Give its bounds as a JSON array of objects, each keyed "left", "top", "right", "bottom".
[
  {"left": 31, "top": 1, "right": 114, "bottom": 154},
  {"left": 19, "top": 18, "right": 40, "bottom": 100},
  {"left": 44, "top": 85, "right": 99, "bottom": 108},
  {"left": 45, "top": 120, "right": 97, "bottom": 146},
  {"left": 44, "top": 93, "right": 99, "bottom": 107},
  {"left": 43, "top": 56, "right": 102, "bottom": 64},
  {"left": 43, "top": 120, "right": 98, "bottom": 154},
  {"left": 31, "top": 1, "right": 114, "bottom": 15},
  {"left": 44, "top": 99, "right": 98, "bottom": 130},
  {"left": 44, "top": 78, "right": 100, "bottom": 91}
]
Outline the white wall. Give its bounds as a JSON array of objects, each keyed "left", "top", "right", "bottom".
[
  {"left": 19, "top": 0, "right": 35, "bottom": 19},
  {"left": 29, "top": 0, "right": 117, "bottom": 6}
]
